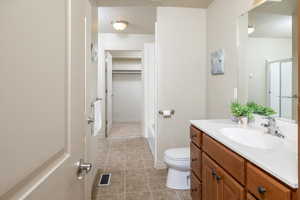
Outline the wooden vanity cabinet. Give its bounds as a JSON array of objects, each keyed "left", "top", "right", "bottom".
[
  {"left": 191, "top": 172, "right": 202, "bottom": 200},
  {"left": 191, "top": 142, "right": 202, "bottom": 180},
  {"left": 190, "top": 125, "right": 202, "bottom": 148},
  {"left": 190, "top": 126, "right": 203, "bottom": 199},
  {"left": 190, "top": 125, "right": 295, "bottom": 200},
  {"left": 247, "top": 163, "right": 291, "bottom": 200},
  {"left": 202, "top": 153, "right": 244, "bottom": 200},
  {"left": 247, "top": 193, "right": 257, "bottom": 200}
]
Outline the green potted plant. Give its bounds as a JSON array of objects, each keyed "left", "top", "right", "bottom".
[
  {"left": 246, "top": 102, "right": 276, "bottom": 116},
  {"left": 231, "top": 102, "right": 254, "bottom": 126}
]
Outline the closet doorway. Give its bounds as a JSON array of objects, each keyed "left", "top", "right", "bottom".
[{"left": 105, "top": 50, "right": 144, "bottom": 138}]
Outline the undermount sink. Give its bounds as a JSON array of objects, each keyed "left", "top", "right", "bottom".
[{"left": 219, "top": 128, "right": 283, "bottom": 150}]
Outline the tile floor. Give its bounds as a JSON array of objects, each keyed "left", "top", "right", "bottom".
[
  {"left": 93, "top": 124, "right": 191, "bottom": 200},
  {"left": 109, "top": 122, "right": 142, "bottom": 138}
]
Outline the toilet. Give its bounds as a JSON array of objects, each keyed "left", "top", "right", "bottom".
[{"left": 164, "top": 147, "right": 190, "bottom": 190}]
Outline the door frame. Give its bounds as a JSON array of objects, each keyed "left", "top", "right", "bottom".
[
  {"left": 98, "top": 47, "right": 146, "bottom": 138},
  {"left": 104, "top": 51, "right": 113, "bottom": 137}
]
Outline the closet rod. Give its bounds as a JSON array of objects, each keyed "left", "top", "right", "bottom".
[{"left": 112, "top": 71, "right": 142, "bottom": 74}]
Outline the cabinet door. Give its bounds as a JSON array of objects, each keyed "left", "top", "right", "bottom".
[
  {"left": 202, "top": 153, "right": 218, "bottom": 200},
  {"left": 191, "top": 172, "right": 202, "bottom": 200},
  {"left": 246, "top": 193, "right": 257, "bottom": 200},
  {"left": 216, "top": 168, "right": 244, "bottom": 200},
  {"left": 202, "top": 153, "right": 244, "bottom": 200},
  {"left": 191, "top": 142, "right": 202, "bottom": 180}
]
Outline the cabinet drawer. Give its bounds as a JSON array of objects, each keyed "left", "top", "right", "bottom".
[
  {"left": 191, "top": 172, "right": 201, "bottom": 200},
  {"left": 190, "top": 126, "right": 202, "bottom": 148},
  {"left": 247, "top": 163, "right": 291, "bottom": 200},
  {"left": 202, "top": 134, "right": 245, "bottom": 185},
  {"left": 191, "top": 142, "right": 201, "bottom": 180}
]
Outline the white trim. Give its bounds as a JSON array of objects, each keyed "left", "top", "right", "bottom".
[
  {"left": 17, "top": 154, "right": 70, "bottom": 200},
  {"left": 154, "top": 21, "right": 159, "bottom": 168}
]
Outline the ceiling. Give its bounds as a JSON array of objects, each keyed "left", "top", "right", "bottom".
[
  {"left": 93, "top": 0, "right": 213, "bottom": 8},
  {"left": 99, "top": 7, "right": 156, "bottom": 34}
]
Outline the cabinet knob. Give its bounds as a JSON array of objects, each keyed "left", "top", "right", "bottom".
[
  {"left": 258, "top": 186, "right": 267, "bottom": 194},
  {"left": 216, "top": 175, "right": 222, "bottom": 182},
  {"left": 191, "top": 188, "right": 197, "bottom": 192},
  {"left": 191, "top": 134, "right": 197, "bottom": 138},
  {"left": 211, "top": 170, "right": 216, "bottom": 177},
  {"left": 192, "top": 158, "right": 197, "bottom": 162}
]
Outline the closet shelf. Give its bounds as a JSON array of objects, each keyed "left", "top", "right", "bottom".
[
  {"left": 111, "top": 50, "right": 142, "bottom": 59},
  {"left": 112, "top": 65, "right": 143, "bottom": 71},
  {"left": 112, "top": 70, "right": 142, "bottom": 74}
]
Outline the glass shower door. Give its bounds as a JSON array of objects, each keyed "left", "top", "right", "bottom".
[
  {"left": 267, "top": 59, "right": 295, "bottom": 120},
  {"left": 280, "top": 61, "right": 293, "bottom": 119}
]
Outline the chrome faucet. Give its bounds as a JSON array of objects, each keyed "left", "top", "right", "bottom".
[{"left": 261, "top": 117, "right": 285, "bottom": 139}]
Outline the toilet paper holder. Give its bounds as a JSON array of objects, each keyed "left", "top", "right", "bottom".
[{"left": 158, "top": 110, "right": 175, "bottom": 118}]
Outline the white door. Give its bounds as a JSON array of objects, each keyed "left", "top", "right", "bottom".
[
  {"left": 106, "top": 52, "right": 113, "bottom": 136},
  {"left": 83, "top": 3, "right": 99, "bottom": 200},
  {"left": 155, "top": 8, "right": 207, "bottom": 167},
  {"left": 0, "top": 0, "right": 89, "bottom": 199}
]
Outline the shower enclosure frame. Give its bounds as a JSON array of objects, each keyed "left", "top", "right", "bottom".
[{"left": 266, "top": 58, "right": 295, "bottom": 120}]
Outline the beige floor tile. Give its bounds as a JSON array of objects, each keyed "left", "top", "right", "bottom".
[
  {"left": 94, "top": 123, "right": 190, "bottom": 200},
  {"left": 109, "top": 122, "right": 142, "bottom": 138},
  {"left": 143, "top": 159, "right": 154, "bottom": 169},
  {"left": 93, "top": 194, "right": 125, "bottom": 200},
  {"left": 94, "top": 181, "right": 124, "bottom": 196},
  {"left": 176, "top": 190, "right": 192, "bottom": 200},
  {"left": 147, "top": 169, "right": 168, "bottom": 179},
  {"left": 151, "top": 190, "right": 180, "bottom": 200},
  {"left": 125, "top": 159, "right": 145, "bottom": 170},
  {"left": 148, "top": 177, "right": 169, "bottom": 191},
  {"left": 125, "top": 179, "right": 150, "bottom": 193},
  {"left": 125, "top": 192, "right": 152, "bottom": 200}
]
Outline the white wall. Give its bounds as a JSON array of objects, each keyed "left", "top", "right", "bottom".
[
  {"left": 112, "top": 73, "right": 143, "bottom": 122},
  {"left": 99, "top": 33, "right": 154, "bottom": 50},
  {"left": 206, "top": 0, "right": 253, "bottom": 118},
  {"left": 156, "top": 7, "right": 207, "bottom": 165},
  {"left": 98, "top": 33, "right": 155, "bottom": 134},
  {"left": 246, "top": 38, "right": 292, "bottom": 105}
]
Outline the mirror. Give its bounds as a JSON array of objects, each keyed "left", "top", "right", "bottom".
[{"left": 238, "top": 0, "right": 298, "bottom": 122}]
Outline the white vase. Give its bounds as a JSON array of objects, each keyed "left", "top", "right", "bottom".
[{"left": 238, "top": 117, "right": 248, "bottom": 127}]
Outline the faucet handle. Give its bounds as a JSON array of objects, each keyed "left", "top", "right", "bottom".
[
  {"left": 261, "top": 122, "right": 269, "bottom": 127},
  {"left": 263, "top": 116, "right": 275, "bottom": 121}
]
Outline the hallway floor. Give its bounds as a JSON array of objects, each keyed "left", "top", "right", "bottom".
[
  {"left": 109, "top": 122, "right": 142, "bottom": 138},
  {"left": 94, "top": 124, "right": 191, "bottom": 200}
]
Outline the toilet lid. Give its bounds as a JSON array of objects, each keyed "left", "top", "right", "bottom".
[{"left": 164, "top": 148, "right": 190, "bottom": 161}]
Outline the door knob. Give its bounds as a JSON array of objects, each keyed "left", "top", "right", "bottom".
[
  {"left": 76, "top": 159, "right": 92, "bottom": 180},
  {"left": 258, "top": 186, "right": 266, "bottom": 194}
]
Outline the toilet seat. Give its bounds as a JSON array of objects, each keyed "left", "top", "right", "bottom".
[{"left": 164, "top": 147, "right": 190, "bottom": 161}]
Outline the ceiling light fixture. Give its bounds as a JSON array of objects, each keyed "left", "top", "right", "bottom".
[
  {"left": 112, "top": 20, "right": 129, "bottom": 31},
  {"left": 248, "top": 25, "right": 255, "bottom": 34}
]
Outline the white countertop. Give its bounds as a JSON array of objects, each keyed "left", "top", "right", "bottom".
[{"left": 190, "top": 119, "right": 298, "bottom": 189}]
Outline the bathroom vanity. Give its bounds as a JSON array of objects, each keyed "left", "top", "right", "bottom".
[{"left": 190, "top": 120, "right": 298, "bottom": 200}]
